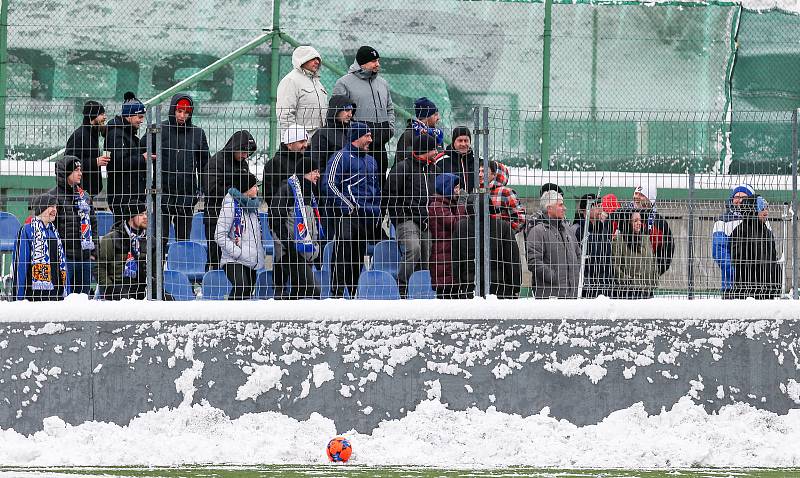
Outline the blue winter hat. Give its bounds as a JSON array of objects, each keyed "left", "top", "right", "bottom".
[
  {"left": 435, "top": 173, "right": 460, "bottom": 197},
  {"left": 414, "top": 97, "right": 438, "bottom": 119},
  {"left": 756, "top": 196, "right": 768, "bottom": 212},
  {"left": 730, "top": 183, "right": 754, "bottom": 198},
  {"left": 121, "top": 91, "right": 145, "bottom": 117},
  {"left": 348, "top": 121, "right": 371, "bottom": 142}
]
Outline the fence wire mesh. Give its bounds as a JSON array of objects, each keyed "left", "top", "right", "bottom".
[{"left": 2, "top": 0, "right": 800, "bottom": 300}]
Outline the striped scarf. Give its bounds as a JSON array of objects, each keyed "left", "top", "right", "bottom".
[
  {"left": 75, "top": 186, "right": 95, "bottom": 250},
  {"left": 288, "top": 175, "right": 323, "bottom": 258},
  {"left": 30, "top": 217, "right": 68, "bottom": 291}
]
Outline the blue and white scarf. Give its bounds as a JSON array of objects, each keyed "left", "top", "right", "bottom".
[
  {"left": 288, "top": 175, "right": 324, "bottom": 258},
  {"left": 30, "top": 217, "right": 68, "bottom": 291},
  {"left": 230, "top": 198, "right": 245, "bottom": 242},
  {"left": 411, "top": 119, "right": 444, "bottom": 146},
  {"left": 122, "top": 222, "right": 143, "bottom": 278},
  {"left": 75, "top": 186, "right": 95, "bottom": 251}
]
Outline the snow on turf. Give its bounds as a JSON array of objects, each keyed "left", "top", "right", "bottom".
[{"left": 0, "top": 397, "right": 798, "bottom": 467}]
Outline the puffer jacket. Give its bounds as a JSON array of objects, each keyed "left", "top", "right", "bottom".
[
  {"left": 526, "top": 216, "right": 581, "bottom": 298},
  {"left": 215, "top": 192, "right": 266, "bottom": 270},
  {"left": 428, "top": 189, "right": 468, "bottom": 289},
  {"left": 277, "top": 46, "right": 328, "bottom": 135},
  {"left": 50, "top": 156, "right": 97, "bottom": 261},
  {"left": 332, "top": 61, "right": 395, "bottom": 131}
]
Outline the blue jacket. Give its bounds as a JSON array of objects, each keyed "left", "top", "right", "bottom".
[
  {"left": 322, "top": 143, "right": 382, "bottom": 218},
  {"left": 712, "top": 201, "right": 743, "bottom": 291},
  {"left": 14, "top": 221, "right": 71, "bottom": 301}
]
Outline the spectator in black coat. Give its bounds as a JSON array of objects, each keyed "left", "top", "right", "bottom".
[
  {"left": 451, "top": 216, "right": 521, "bottom": 299},
  {"left": 730, "top": 195, "right": 782, "bottom": 299},
  {"left": 64, "top": 100, "right": 108, "bottom": 197},
  {"left": 263, "top": 124, "right": 309, "bottom": 204},
  {"left": 439, "top": 126, "right": 477, "bottom": 193},
  {"left": 144, "top": 94, "right": 210, "bottom": 244},
  {"left": 573, "top": 193, "right": 613, "bottom": 297},
  {"left": 106, "top": 92, "right": 148, "bottom": 219},
  {"left": 202, "top": 130, "right": 258, "bottom": 268},
  {"left": 50, "top": 156, "right": 97, "bottom": 296}
]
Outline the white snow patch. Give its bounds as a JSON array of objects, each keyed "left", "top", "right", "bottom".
[
  {"left": 235, "top": 365, "right": 285, "bottom": 401},
  {"left": 312, "top": 363, "right": 334, "bottom": 388},
  {"left": 174, "top": 360, "right": 204, "bottom": 407},
  {"left": 784, "top": 379, "right": 800, "bottom": 405}
]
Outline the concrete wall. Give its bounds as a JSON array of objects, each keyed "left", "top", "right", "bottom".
[{"left": 2, "top": 318, "right": 799, "bottom": 435}]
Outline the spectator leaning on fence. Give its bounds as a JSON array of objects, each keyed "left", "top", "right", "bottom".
[
  {"left": 14, "top": 193, "right": 70, "bottom": 301},
  {"left": 65, "top": 100, "right": 108, "bottom": 197},
  {"left": 263, "top": 124, "right": 309, "bottom": 204},
  {"left": 440, "top": 126, "right": 477, "bottom": 194},
  {"left": 269, "top": 154, "right": 324, "bottom": 299},
  {"left": 712, "top": 183, "right": 754, "bottom": 299},
  {"left": 729, "top": 195, "right": 782, "bottom": 300},
  {"left": 151, "top": 94, "right": 210, "bottom": 245},
  {"left": 202, "top": 130, "right": 258, "bottom": 269},
  {"left": 51, "top": 156, "right": 97, "bottom": 296},
  {"left": 215, "top": 173, "right": 265, "bottom": 300},
  {"left": 322, "top": 122, "right": 382, "bottom": 298},
  {"left": 277, "top": 45, "right": 328, "bottom": 137},
  {"left": 333, "top": 46, "right": 395, "bottom": 186},
  {"left": 97, "top": 202, "right": 149, "bottom": 301},
  {"left": 428, "top": 173, "right": 469, "bottom": 298},
  {"left": 526, "top": 190, "right": 581, "bottom": 299},
  {"left": 106, "top": 92, "right": 148, "bottom": 219},
  {"left": 632, "top": 182, "right": 674, "bottom": 277},
  {"left": 573, "top": 193, "right": 613, "bottom": 298},
  {"left": 384, "top": 133, "right": 441, "bottom": 296},
  {"left": 610, "top": 206, "right": 659, "bottom": 299},
  {"left": 395, "top": 97, "right": 444, "bottom": 164}
]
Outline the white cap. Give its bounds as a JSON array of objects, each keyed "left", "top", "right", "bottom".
[
  {"left": 281, "top": 124, "right": 309, "bottom": 145},
  {"left": 634, "top": 181, "right": 657, "bottom": 204}
]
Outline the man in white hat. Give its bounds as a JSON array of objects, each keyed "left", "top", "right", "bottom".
[
  {"left": 263, "top": 123, "right": 309, "bottom": 203},
  {"left": 632, "top": 180, "right": 674, "bottom": 276}
]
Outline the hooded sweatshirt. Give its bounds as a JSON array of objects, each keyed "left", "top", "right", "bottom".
[
  {"left": 202, "top": 130, "right": 258, "bottom": 214},
  {"left": 50, "top": 156, "right": 97, "bottom": 261},
  {"left": 277, "top": 46, "right": 328, "bottom": 135},
  {"left": 310, "top": 95, "right": 356, "bottom": 168},
  {"left": 332, "top": 61, "right": 395, "bottom": 132}
]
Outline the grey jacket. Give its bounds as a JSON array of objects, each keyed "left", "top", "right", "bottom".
[
  {"left": 215, "top": 193, "right": 266, "bottom": 270},
  {"left": 332, "top": 61, "right": 395, "bottom": 131},
  {"left": 277, "top": 46, "right": 328, "bottom": 135},
  {"left": 526, "top": 216, "right": 581, "bottom": 298}
]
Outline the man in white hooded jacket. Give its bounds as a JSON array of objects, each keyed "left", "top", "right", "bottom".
[{"left": 277, "top": 46, "right": 328, "bottom": 136}]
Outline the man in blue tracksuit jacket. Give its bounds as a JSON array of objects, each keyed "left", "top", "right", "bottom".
[
  {"left": 322, "top": 122, "right": 382, "bottom": 297},
  {"left": 712, "top": 183, "right": 754, "bottom": 298}
]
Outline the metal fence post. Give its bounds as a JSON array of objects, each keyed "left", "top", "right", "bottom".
[
  {"left": 155, "top": 104, "right": 164, "bottom": 301},
  {"left": 0, "top": 0, "right": 9, "bottom": 161},
  {"left": 269, "top": 0, "right": 282, "bottom": 157},
  {"left": 482, "top": 107, "right": 491, "bottom": 298},
  {"left": 792, "top": 109, "right": 798, "bottom": 299},
  {"left": 687, "top": 171, "right": 695, "bottom": 299},
  {"left": 472, "top": 107, "right": 481, "bottom": 298},
  {"left": 145, "top": 109, "right": 154, "bottom": 301},
  {"left": 540, "top": 0, "right": 553, "bottom": 172}
]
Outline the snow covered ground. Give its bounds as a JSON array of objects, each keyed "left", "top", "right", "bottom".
[{"left": 0, "top": 396, "right": 798, "bottom": 467}]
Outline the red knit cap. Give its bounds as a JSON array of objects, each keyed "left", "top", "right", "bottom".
[
  {"left": 175, "top": 98, "right": 192, "bottom": 112},
  {"left": 601, "top": 193, "right": 620, "bottom": 214}
]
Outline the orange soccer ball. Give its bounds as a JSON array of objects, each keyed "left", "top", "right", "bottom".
[{"left": 326, "top": 436, "right": 352, "bottom": 462}]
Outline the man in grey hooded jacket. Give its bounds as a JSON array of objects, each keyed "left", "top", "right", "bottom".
[
  {"left": 277, "top": 45, "right": 328, "bottom": 136},
  {"left": 333, "top": 45, "right": 395, "bottom": 185}
]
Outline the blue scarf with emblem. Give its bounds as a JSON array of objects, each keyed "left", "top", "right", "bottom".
[{"left": 30, "top": 217, "right": 68, "bottom": 291}]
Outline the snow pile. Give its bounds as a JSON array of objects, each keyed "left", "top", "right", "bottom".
[
  {"left": 0, "top": 397, "right": 798, "bottom": 467},
  {"left": 2, "top": 296, "right": 800, "bottom": 323}
]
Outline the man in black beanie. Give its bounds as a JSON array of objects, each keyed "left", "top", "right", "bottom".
[
  {"left": 65, "top": 100, "right": 109, "bottom": 197},
  {"left": 333, "top": 46, "right": 395, "bottom": 187}
]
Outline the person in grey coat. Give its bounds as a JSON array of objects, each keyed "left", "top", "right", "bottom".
[
  {"left": 526, "top": 190, "right": 581, "bottom": 298},
  {"left": 214, "top": 172, "right": 265, "bottom": 300},
  {"left": 332, "top": 46, "right": 395, "bottom": 185}
]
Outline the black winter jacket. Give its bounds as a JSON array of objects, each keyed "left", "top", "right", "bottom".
[
  {"left": 439, "top": 147, "right": 478, "bottom": 193},
  {"left": 573, "top": 217, "right": 613, "bottom": 297},
  {"left": 383, "top": 156, "right": 439, "bottom": 229},
  {"left": 202, "top": 130, "right": 257, "bottom": 214},
  {"left": 106, "top": 115, "right": 147, "bottom": 208},
  {"left": 144, "top": 94, "right": 210, "bottom": 207},
  {"left": 64, "top": 123, "right": 104, "bottom": 196},
  {"left": 451, "top": 216, "right": 521, "bottom": 299},
  {"left": 263, "top": 145, "right": 307, "bottom": 204},
  {"left": 730, "top": 206, "right": 782, "bottom": 299},
  {"left": 50, "top": 157, "right": 98, "bottom": 261},
  {"left": 309, "top": 95, "right": 355, "bottom": 170}
]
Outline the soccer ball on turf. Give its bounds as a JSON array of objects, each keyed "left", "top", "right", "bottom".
[{"left": 326, "top": 436, "right": 352, "bottom": 462}]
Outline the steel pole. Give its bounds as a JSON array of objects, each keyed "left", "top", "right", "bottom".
[{"left": 269, "top": 0, "right": 282, "bottom": 157}]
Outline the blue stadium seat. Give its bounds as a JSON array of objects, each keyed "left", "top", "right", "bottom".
[
  {"left": 164, "top": 270, "right": 196, "bottom": 301},
  {"left": 371, "top": 240, "right": 401, "bottom": 278},
  {"left": 201, "top": 269, "right": 232, "bottom": 300},
  {"left": 258, "top": 212, "right": 274, "bottom": 256},
  {"left": 313, "top": 267, "right": 331, "bottom": 299},
  {"left": 357, "top": 270, "right": 400, "bottom": 300},
  {"left": 408, "top": 270, "right": 436, "bottom": 299},
  {"left": 0, "top": 212, "right": 21, "bottom": 252},
  {"left": 190, "top": 212, "right": 206, "bottom": 244},
  {"left": 166, "top": 241, "right": 207, "bottom": 282},
  {"left": 254, "top": 269, "right": 274, "bottom": 299},
  {"left": 95, "top": 211, "right": 114, "bottom": 237}
]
